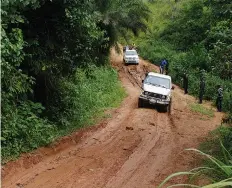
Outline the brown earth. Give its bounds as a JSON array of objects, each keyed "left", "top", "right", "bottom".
[{"left": 2, "top": 49, "right": 223, "bottom": 188}]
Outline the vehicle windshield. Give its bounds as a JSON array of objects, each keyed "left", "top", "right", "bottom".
[
  {"left": 144, "top": 75, "right": 170, "bottom": 89},
  {"left": 125, "top": 50, "right": 137, "bottom": 56}
]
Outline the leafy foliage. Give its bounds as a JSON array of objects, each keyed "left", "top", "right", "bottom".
[
  {"left": 136, "top": 0, "right": 232, "bottom": 114},
  {"left": 201, "top": 126, "right": 232, "bottom": 166},
  {"left": 1, "top": 0, "right": 148, "bottom": 161},
  {"left": 95, "top": 0, "right": 150, "bottom": 52},
  {"left": 48, "top": 65, "right": 126, "bottom": 130},
  {"left": 1, "top": 66, "right": 126, "bottom": 163},
  {"left": 1, "top": 100, "right": 56, "bottom": 162},
  {"left": 161, "top": 0, "right": 211, "bottom": 50}
]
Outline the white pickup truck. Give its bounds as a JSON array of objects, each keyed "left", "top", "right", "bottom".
[
  {"left": 138, "top": 72, "right": 174, "bottom": 112},
  {"left": 123, "top": 49, "right": 139, "bottom": 65}
]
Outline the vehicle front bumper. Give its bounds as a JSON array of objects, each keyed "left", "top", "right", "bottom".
[
  {"left": 125, "top": 60, "right": 139, "bottom": 64},
  {"left": 139, "top": 94, "right": 170, "bottom": 105}
]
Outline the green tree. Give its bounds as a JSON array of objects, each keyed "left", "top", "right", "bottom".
[
  {"left": 95, "top": 0, "right": 150, "bottom": 52},
  {"left": 1, "top": 0, "right": 150, "bottom": 161},
  {"left": 161, "top": 0, "right": 211, "bottom": 50}
]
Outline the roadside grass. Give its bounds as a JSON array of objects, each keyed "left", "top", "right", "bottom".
[
  {"left": 2, "top": 65, "right": 127, "bottom": 163},
  {"left": 158, "top": 124, "right": 232, "bottom": 187},
  {"left": 120, "top": 0, "right": 180, "bottom": 46},
  {"left": 158, "top": 146, "right": 232, "bottom": 187},
  {"left": 200, "top": 126, "right": 232, "bottom": 172},
  {"left": 190, "top": 103, "right": 214, "bottom": 118},
  {"left": 54, "top": 65, "right": 127, "bottom": 138},
  {"left": 57, "top": 86, "right": 126, "bottom": 138}
]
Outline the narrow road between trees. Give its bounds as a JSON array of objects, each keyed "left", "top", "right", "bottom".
[{"left": 2, "top": 49, "right": 223, "bottom": 188}]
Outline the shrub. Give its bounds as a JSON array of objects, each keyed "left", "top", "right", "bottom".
[
  {"left": 1, "top": 100, "right": 57, "bottom": 163},
  {"left": 45, "top": 65, "right": 126, "bottom": 133},
  {"left": 201, "top": 126, "right": 232, "bottom": 165},
  {"left": 138, "top": 39, "right": 176, "bottom": 66},
  {"left": 1, "top": 65, "right": 126, "bottom": 162}
]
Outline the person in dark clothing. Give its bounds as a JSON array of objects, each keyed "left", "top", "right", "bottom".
[
  {"left": 199, "top": 77, "right": 205, "bottom": 104},
  {"left": 216, "top": 85, "right": 223, "bottom": 112},
  {"left": 160, "top": 59, "right": 167, "bottom": 74},
  {"left": 183, "top": 73, "right": 188, "bottom": 94}
]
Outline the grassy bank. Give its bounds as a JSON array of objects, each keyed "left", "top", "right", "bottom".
[{"left": 2, "top": 65, "right": 126, "bottom": 163}]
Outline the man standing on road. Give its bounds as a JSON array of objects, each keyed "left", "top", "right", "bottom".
[
  {"left": 216, "top": 85, "right": 223, "bottom": 112},
  {"left": 183, "top": 72, "right": 188, "bottom": 94},
  {"left": 160, "top": 59, "right": 167, "bottom": 74},
  {"left": 199, "top": 70, "right": 205, "bottom": 104}
]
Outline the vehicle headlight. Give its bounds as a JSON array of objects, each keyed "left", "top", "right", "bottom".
[{"left": 143, "top": 91, "right": 148, "bottom": 95}]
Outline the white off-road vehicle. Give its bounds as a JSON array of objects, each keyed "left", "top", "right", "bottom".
[
  {"left": 138, "top": 72, "right": 174, "bottom": 112},
  {"left": 123, "top": 49, "right": 139, "bottom": 65}
]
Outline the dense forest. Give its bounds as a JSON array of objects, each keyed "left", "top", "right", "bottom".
[
  {"left": 1, "top": 0, "right": 149, "bottom": 161},
  {"left": 1, "top": 0, "right": 232, "bottom": 186}
]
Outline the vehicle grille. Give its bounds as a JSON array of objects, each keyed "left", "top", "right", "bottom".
[{"left": 145, "top": 92, "right": 166, "bottom": 99}]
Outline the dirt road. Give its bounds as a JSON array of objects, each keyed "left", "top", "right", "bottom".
[{"left": 2, "top": 49, "right": 223, "bottom": 188}]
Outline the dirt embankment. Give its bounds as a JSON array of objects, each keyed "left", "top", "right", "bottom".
[{"left": 2, "top": 49, "right": 223, "bottom": 188}]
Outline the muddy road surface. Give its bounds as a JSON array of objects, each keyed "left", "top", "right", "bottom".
[{"left": 2, "top": 49, "right": 223, "bottom": 188}]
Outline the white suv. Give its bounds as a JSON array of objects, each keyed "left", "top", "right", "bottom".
[
  {"left": 123, "top": 49, "right": 139, "bottom": 65},
  {"left": 138, "top": 72, "right": 174, "bottom": 112}
]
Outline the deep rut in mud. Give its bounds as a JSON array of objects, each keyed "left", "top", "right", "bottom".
[{"left": 2, "top": 49, "right": 223, "bottom": 188}]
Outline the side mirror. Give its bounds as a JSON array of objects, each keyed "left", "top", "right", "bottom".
[{"left": 171, "top": 86, "right": 175, "bottom": 90}]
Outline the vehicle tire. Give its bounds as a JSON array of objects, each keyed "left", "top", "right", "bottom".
[
  {"left": 168, "top": 100, "right": 172, "bottom": 114},
  {"left": 123, "top": 59, "right": 126, "bottom": 65},
  {"left": 138, "top": 98, "right": 144, "bottom": 108},
  {"left": 163, "top": 105, "right": 168, "bottom": 113}
]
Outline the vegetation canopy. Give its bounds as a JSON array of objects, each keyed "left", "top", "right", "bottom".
[{"left": 1, "top": 0, "right": 149, "bottom": 162}]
